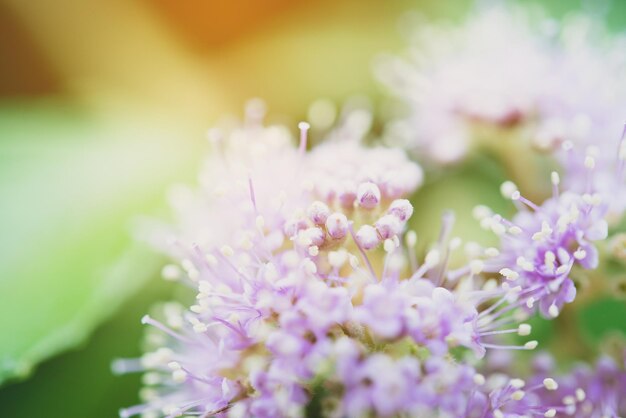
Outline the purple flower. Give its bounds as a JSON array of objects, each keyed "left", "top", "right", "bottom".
[
  {"left": 117, "top": 105, "right": 571, "bottom": 418},
  {"left": 354, "top": 283, "right": 408, "bottom": 339},
  {"left": 296, "top": 281, "right": 352, "bottom": 336},
  {"left": 478, "top": 179, "right": 608, "bottom": 317},
  {"left": 491, "top": 352, "right": 626, "bottom": 418},
  {"left": 341, "top": 353, "right": 421, "bottom": 417},
  {"left": 378, "top": 3, "right": 626, "bottom": 178},
  {"left": 118, "top": 108, "right": 431, "bottom": 418}
]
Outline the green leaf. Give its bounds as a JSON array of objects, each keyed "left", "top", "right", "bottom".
[
  {"left": 578, "top": 297, "right": 626, "bottom": 345},
  {"left": 0, "top": 102, "right": 199, "bottom": 384}
]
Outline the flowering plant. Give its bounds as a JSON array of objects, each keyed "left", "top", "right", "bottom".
[{"left": 116, "top": 4, "right": 626, "bottom": 418}]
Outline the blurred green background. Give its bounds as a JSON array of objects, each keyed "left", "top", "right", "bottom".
[{"left": 1, "top": 0, "right": 625, "bottom": 417}]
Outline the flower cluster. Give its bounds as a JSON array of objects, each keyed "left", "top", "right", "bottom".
[
  {"left": 378, "top": 6, "right": 551, "bottom": 163},
  {"left": 116, "top": 4, "right": 626, "bottom": 418},
  {"left": 529, "top": 352, "right": 626, "bottom": 417},
  {"left": 378, "top": 4, "right": 626, "bottom": 217},
  {"left": 115, "top": 107, "right": 591, "bottom": 418},
  {"left": 474, "top": 174, "right": 609, "bottom": 318}
]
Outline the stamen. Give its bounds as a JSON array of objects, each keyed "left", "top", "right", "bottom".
[
  {"left": 405, "top": 230, "right": 418, "bottom": 272},
  {"left": 480, "top": 340, "right": 537, "bottom": 350},
  {"left": 111, "top": 358, "right": 144, "bottom": 374},
  {"left": 298, "top": 121, "right": 310, "bottom": 155},
  {"left": 551, "top": 171, "right": 560, "bottom": 199},
  {"left": 141, "top": 315, "right": 194, "bottom": 344},
  {"left": 248, "top": 176, "right": 257, "bottom": 213},
  {"left": 543, "top": 378, "right": 558, "bottom": 390},
  {"left": 575, "top": 388, "right": 585, "bottom": 401},
  {"left": 220, "top": 245, "right": 235, "bottom": 257},
  {"left": 584, "top": 150, "right": 596, "bottom": 193},
  {"left": 532, "top": 221, "right": 553, "bottom": 242},
  {"left": 511, "top": 191, "right": 540, "bottom": 211},
  {"left": 517, "top": 256, "right": 534, "bottom": 272},
  {"left": 499, "top": 268, "right": 519, "bottom": 281},
  {"left": 433, "top": 211, "right": 454, "bottom": 283},
  {"left": 348, "top": 223, "right": 377, "bottom": 280},
  {"left": 518, "top": 323, "right": 532, "bottom": 335},
  {"left": 162, "top": 264, "right": 182, "bottom": 281},
  {"left": 548, "top": 304, "right": 559, "bottom": 318},
  {"left": 473, "top": 205, "right": 493, "bottom": 220},
  {"left": 510, "top": 379, "right": 525, "bottom": 389},
  {"left": 473, "top": 374, "right": 486, "bottom": 385},
  {"left": 485, "top": 247, "right": 500, "bottom": 257},
  {"left": 479, "top": 326, "right": 525, "bottom": 337},
  {"left": 511, "top": 390, "right": 525, "bottom": 400},
  {"left": 437, "top": 211, "right": 455, "bottom": 246},
  {"left": 409, "top": 249, "right": 440, "bottom": 281},
  {"left": 500, "top": 181, "right": 518, "bottom": 199},
  {"left": 544, "top": 251, "right": 556, "bottom": 272}
]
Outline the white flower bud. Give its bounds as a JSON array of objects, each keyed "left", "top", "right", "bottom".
[
  {"left": 356, "top": 182, "right": 381, "bottom": 209},
  {"left": 388, "top": 199, "right": 414, "bottom": 221},
  {"left": 307, "top": 201, "right": 330, "bottom": 225},
  {"left": 326, "top": 213, "right": 349, "bottom": 239},
  {"left": 356, "top": 225, "right": 380, "bottom": 250}
]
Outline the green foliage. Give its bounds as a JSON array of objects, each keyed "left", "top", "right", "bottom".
[
  {"left": 579, "top": 298, "right": 626, "bottom": 344},
  {"left": 0, "top": 102, "right": 198, "bottom": 384}
]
